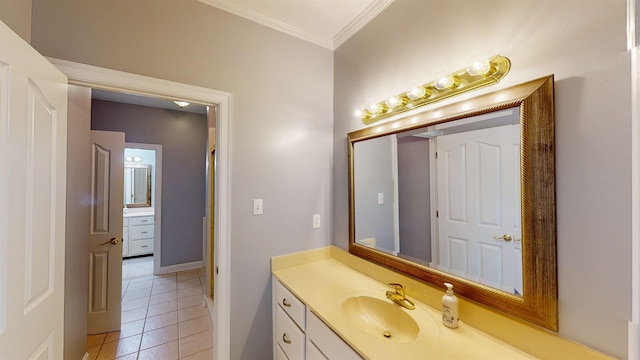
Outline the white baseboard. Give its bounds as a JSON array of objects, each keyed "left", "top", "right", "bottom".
[
  {"left": 630, "top": 321, "right": 639, "bottom": 360},
  {"left": 156, "top": 260, "right": 203, "bottom": 274}
]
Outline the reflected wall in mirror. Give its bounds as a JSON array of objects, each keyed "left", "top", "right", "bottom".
[
  {"left": 124, "top": 146, "right": 156, "bottom": 208},
  {"left": 124, "top": 164, "right": 151, "bottom": 207},
  {"left": 348, "top": 76, "right": 557, "bottom": 330}
]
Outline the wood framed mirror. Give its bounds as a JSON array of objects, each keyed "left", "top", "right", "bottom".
[
  {"left": 348, "top": 75, "right": 557, "bottom": 330},
  {"left": 124, "top": 164, "right": 152, "bottom": 208}
]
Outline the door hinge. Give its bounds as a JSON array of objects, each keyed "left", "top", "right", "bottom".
[
  {"left": 435, "top": 152, "right": 438, "bottom": 159},
  {"left": 436, "top": 211, "right": 439, "bottom": 218},
  {"left": 215, "top": 266, "right": 219, "bottom": 275}
]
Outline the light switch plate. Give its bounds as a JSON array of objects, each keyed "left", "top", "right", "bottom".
[
  {"left": 312, "top": 214, "right": 320, "bottom": 228},
  {"left": 253, "top": 199, "right": 263, "bottom": 215},
  {"left": 378, "top": 193, "right": 384, "bottom": 205}
]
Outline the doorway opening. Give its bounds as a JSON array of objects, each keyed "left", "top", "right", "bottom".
[{"left": 51, "top": 57, "right": 232, "bottom": 359}]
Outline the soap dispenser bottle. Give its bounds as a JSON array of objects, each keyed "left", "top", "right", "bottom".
[{"left": 442, "top": 282, "right": 459, "bottom": 328}]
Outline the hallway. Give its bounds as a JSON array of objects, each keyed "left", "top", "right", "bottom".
[{"left": 86, "top": 257, "right": 213, "bottom": 359}]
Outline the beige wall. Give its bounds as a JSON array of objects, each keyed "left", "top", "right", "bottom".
[
  {"left": 334, "top": 1, "right": 630, "bottom": 358},
  {"left": 30, "top": 1, "right": 334, "bottom": 359},
  {"left": 0, "top": 0, "right": 31, "bottom": 42}
]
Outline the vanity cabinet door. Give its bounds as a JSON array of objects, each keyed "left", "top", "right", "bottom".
[
  {"left": 122, "top": 218, "right": 129, "bottom": 257},
  {"left": 305, "top": 340, "right": 328, "bottom": 360},
  {"left": 276, "top": 306, "right": 305, "bottom": 360},
  {"left": 306, "top": 310, "right": 362, "bottom": 360}
]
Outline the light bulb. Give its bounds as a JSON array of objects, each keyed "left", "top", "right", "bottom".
[
  {"left": 133, "top": 156, "right": 142, "bottom": 162},
  {"left": 125, "top": 156, "right": 133, "bottom": 162},
  {"left": 434, "top": 72, "right": 457, "bottom": 90},
  {"left": 467, "top": 56, "right": 491, "bottom": 76},
  {"left": 406, "top": 86, "right": 427, "bottom": 100},
  {"left": 385, "top": 96, "right": 404, "bottom": 109},
  {"left": 369, "top": 103, "right": 381, "bottom": 114},
  {"left": 354, "top": 110, "right": 363, "bottom": 118}
]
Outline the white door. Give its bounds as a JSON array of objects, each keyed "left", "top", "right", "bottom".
[
  {"left": 0, "top": 21, "right": 68, "bottom": 359},
  {"left": 436, "top": 124, "right": 522, "bottom": 293},
  {"left": 87, "top": 130, "right": 125, "bottom": 334}
]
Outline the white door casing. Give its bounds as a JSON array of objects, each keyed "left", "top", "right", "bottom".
[
  {"left": 47, "top": 58, "right": 233, "bottom": 359},
  {"left": 87, "top": 130, "right": 124, "bottom": 334},
  {"left": 0, "top": 21, "right": 68, "bottom": 359},
  {"left": 436, "top": 124, "right": 522, "bottom": 293}
]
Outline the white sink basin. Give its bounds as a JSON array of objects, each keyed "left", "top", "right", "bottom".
[{"left": 342, "top": 295, "right": 421, "bottom": 343}]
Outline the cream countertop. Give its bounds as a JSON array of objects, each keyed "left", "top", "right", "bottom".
[
  {"left": 123, "top": 209, "right": 154, "bottom": 218},
  {"left": 272, "top": 255, "right": 536, "bottom": 360}
]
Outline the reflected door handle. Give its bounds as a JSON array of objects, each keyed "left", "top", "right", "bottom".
[
  {"left": 493, "top": 234, "right": 513, "bottom": 242},
  {"left": 99, "top": 237, "right": 120, "bottom": 245}
]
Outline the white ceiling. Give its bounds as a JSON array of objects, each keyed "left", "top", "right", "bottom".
[
  {"left": 92, "top": 89, "right": 209, "bottom": 115},
  {"left": 198, "top": 0, "right": 395, "bottom": 50}
]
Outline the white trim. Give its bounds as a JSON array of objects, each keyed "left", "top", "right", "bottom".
[
  {"left": 631, "top": 44, "right": 640, "bottom": 360},
  {"left": 156, "top": 260, "right": 203, "bottom": 275},
  {"left": 390, "top": 134, "right": 400, "bottom": 256},
  {"left": 197, "top": 0, "right": 393, "bottom": 50},
  {"left": 333, "top": 0, "right": 395, "bottom": 49},
  {"left": 82, "top": 352, "right": 89, "bottom": 360},
  {"left": 47, "top": 58, "right": 232, "bottom": 360}
]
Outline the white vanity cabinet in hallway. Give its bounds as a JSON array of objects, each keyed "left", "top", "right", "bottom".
[
  {"left": 272, "top": 278, "right": 362, "bottom": 360},
  {"left": 122, "top": 213, "right": 154, "bottom": 257}
]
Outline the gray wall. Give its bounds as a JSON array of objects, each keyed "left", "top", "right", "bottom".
[
  {"left": 29, "top": 2, "right": 334, "bottom": 358},
  {"left": 91, "top": 100, "right": 207, "bottom": 267},
  {"left": 65, "top": 85, "right": 91, "bottom": 360},
  {"left": 0, "top": 0, "right": 31, "bottom": 42},
  {"left": 397, "top": 136, "right": 431, "bottom": 264},
  {"left": 333, "top": 1, "right": 630, "bottom": 358},
  {"left": 353, "top": 136, "right": 395, "bottom": 252}
]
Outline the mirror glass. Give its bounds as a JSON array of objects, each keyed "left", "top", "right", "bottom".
[
  {"left": 353, "top": 108, "right": 522, "bottom": 295},
  {"left": 348, "top": 76, "right": 557, "bottom": 330},
  {"left": 124, "top": 164, "right": 151, "bottom": 207}
]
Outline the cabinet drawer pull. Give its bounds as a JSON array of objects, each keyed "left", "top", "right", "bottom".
[
  {"left": 282, "top": 333, "right": 291, "bottom": 344},
  {"left": 282, "top": 298, "right": 291, "bottom": 307},
  {"left": 141, "top": 231, "right": 148, "bottom": 234},
  {"left": 141, "top": 245, "right": 148, "bottom": 248}
]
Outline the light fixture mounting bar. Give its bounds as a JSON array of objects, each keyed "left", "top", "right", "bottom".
[{"left": 360, "top": 55, "right": 511, "bottom": 125}]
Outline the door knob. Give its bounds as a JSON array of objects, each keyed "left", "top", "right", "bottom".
[
  {"left": 99, "top": 237, "right": 120, "bottom": 245},
  {"left": 493, "top": 234, "right": 513, "bottom": 242}
]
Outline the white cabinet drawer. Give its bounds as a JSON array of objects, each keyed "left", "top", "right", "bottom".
[
  {"left": 275, "top": 343, "right": 289, "bottom": 360},
  {"left": 129, "top": 224, "right": 154, "bottom": 240},
  {"left": 129, "top": 215, "right": 154, "bottom": 226},
  {"left": 122, "top": 226, "right": 129, "bottom": 257},
  {"left": 123, "top": 218, "right": 129, "bottom": 226},
  {"left": 307, "top": 311, "right": 361, "bottom": 360},
  {"left": 276, "top": 306, "right": 305, "bottom": 360},
  {"left": 130, "top": 239, "right": 153, "bottom": 254},
  {"left": 275, "top": 280, "right": 305, "bottom": 329}
]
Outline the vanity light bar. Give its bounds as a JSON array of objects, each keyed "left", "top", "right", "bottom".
[{"left": 356, "top": 55, "right": 511, "bottom": 125}]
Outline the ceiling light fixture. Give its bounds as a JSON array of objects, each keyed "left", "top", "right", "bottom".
[
  {"left": 355, "top": 55, "right": 511, "bottom": 125},
  {"left": 174, "top": 100, "right": 190, "bottom": 108}
]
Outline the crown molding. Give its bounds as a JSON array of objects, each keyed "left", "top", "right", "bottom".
[
  {"left": 199, "top": 0, "right": 394, "bottom": 50},
  {"left": 333, "top": 0, "right": 394, "bottom": 49}
]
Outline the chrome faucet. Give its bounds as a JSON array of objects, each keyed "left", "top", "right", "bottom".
[{"left": 386, "top": 283, "right": 416, "bottom": 310}]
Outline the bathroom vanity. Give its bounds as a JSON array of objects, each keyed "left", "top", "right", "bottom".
[
  {"left": 272, "top": 247, "right": 537, "bottom": 360},
  {"left": 122, "top": 212, "right": 154, "bottom": 257}
]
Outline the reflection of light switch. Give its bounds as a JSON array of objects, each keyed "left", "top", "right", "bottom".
[
  {"left": 378, "top": 193, "right": 384, "bottom": 204},
  {"left": 253, "top": 199, "right": 263, "bottom": 215}
]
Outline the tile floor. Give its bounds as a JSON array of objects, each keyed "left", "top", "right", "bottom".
[{"left": 86, "top": 256, "right": 213, "bottom": 360}]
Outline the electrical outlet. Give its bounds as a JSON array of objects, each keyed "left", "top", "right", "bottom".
[{"left": 312, "top": 214, "right": 320, "bottom": 228}]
